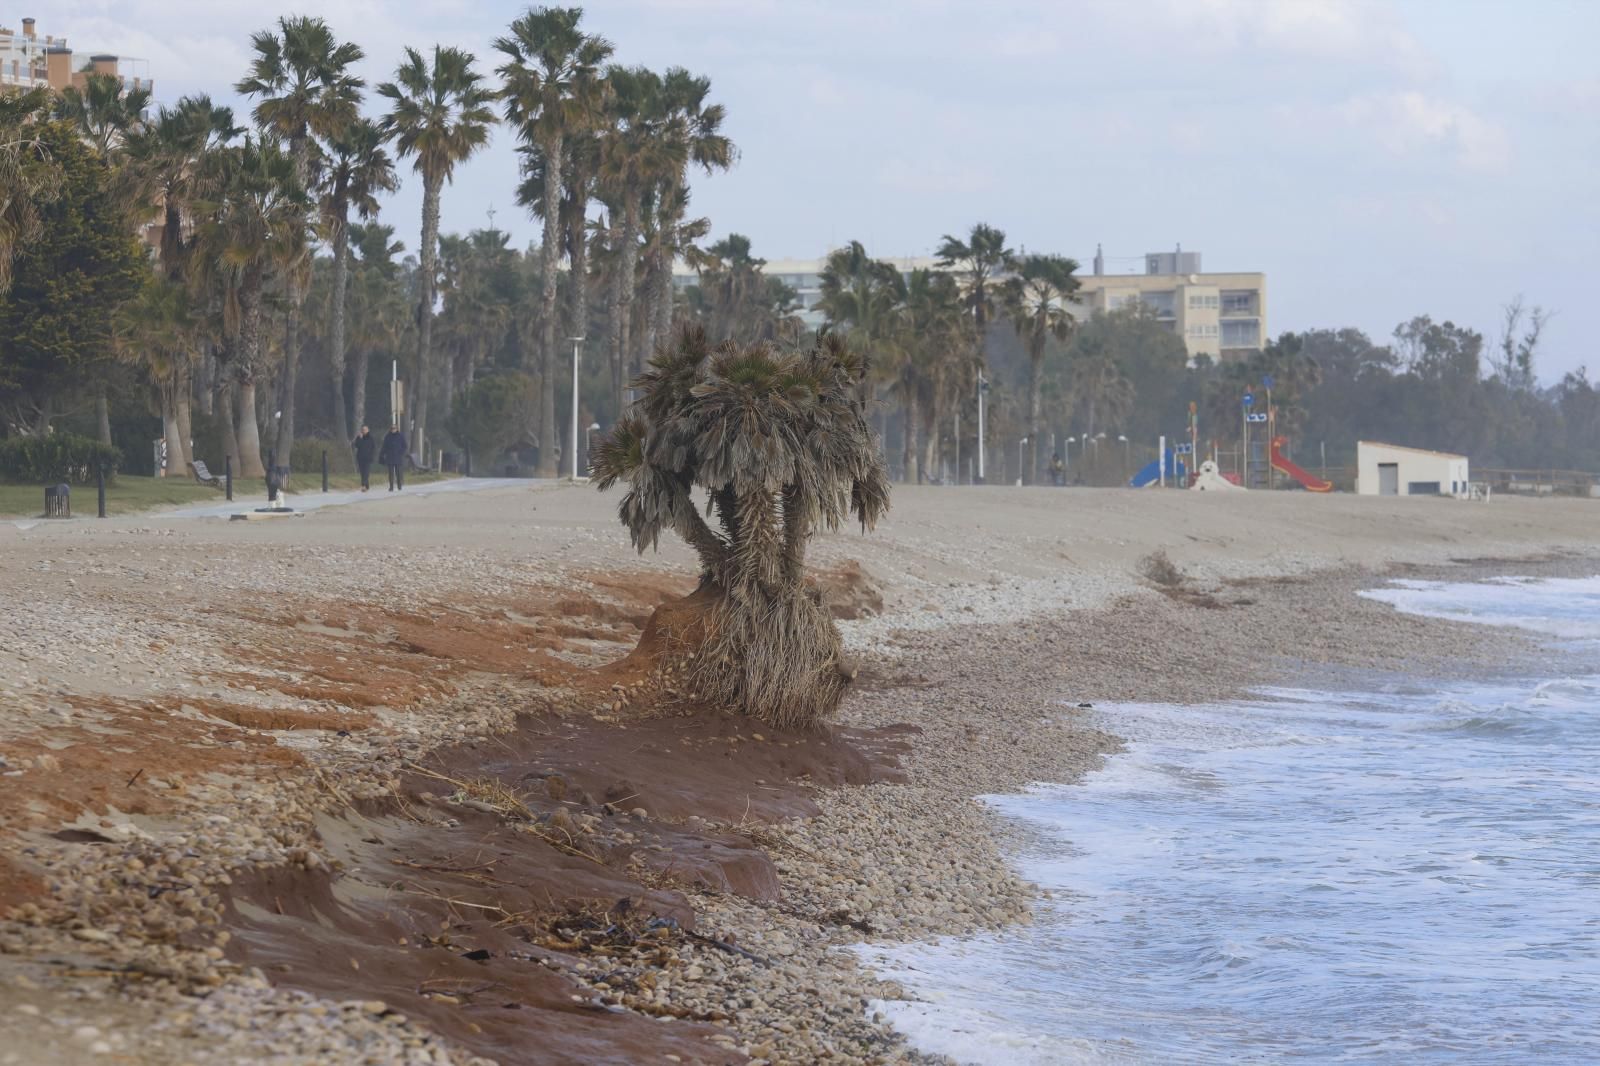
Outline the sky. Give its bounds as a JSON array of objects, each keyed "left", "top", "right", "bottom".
[{"left": 44, "top": 0, "right": 1600, "bottom": 381}]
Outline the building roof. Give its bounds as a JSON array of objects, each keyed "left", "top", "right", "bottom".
[{"left": 1357, "top": 441, "right": 1468, "bottom": 460}]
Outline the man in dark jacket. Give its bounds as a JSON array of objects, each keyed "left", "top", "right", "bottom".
[
  {"left": 378, "top": 424, "right": 407, "bottom": 491},
  {"left": 353, "top": 425, "right": 376, "bottom": 492}
]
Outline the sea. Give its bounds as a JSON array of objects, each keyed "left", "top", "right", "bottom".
[{"left": 858, "top": 574, "right": 1600, "bottom": 1064}]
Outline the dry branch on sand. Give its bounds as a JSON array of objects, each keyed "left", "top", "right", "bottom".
[{"left": 592, "top": 325, "right": 889, "bottom": 729}]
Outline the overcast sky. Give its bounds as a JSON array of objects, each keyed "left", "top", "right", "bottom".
[{"left": 48, "top": 0, "right": 1600, "bottom": 380}]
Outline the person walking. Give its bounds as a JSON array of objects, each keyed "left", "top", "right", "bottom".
[
  {"left": 353, "top": 425, "right": 376, "bottom": 492},
  {"left": 379, "top": 424, "right": 407, "bottom": 491}
]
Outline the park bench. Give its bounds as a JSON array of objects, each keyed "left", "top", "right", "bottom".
[{"left": 188, "top": 460, "right": 227, "bottom": 490}]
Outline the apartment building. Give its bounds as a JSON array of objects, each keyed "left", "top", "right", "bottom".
[
  {"left": 0, "top": 17, "right": 153, "bottom": 94},
  {"left": 674, "top": 244, "right": 1268, "bottom": 361},
  {"left": 1076, "top": 246, "right": 1267, "bottom": 363}
]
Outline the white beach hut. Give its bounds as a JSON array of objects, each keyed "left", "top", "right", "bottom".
[{"left": 1357, "top": 441, "right": 1470, "bottom": 497}]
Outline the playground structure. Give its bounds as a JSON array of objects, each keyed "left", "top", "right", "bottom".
[
  {"left": 1270, "top": 436, "right": 1333, "bottom": 492},
  {"left": 1129, "top": 450, "right": 1187, "bottom": 488}
]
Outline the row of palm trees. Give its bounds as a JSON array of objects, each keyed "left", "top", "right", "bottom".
[
  {"left": 2, "top": 6, "right": 733, "bottom": 478},
  {"left": 816, "top": 223, "right": 1097, "bottom": 483}
]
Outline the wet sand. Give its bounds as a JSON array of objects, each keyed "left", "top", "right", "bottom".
[{"left": 0, "top": 484, "right": 1595, "bottom": 1064}]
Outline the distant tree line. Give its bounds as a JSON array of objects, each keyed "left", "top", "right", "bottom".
[{"left": 1, "top": 13, "right": 1592, "bottom": 485}]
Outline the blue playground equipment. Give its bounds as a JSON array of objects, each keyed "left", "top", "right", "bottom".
[{"left": 1129, "top": 450, "right": 1187, "bottom": 488}]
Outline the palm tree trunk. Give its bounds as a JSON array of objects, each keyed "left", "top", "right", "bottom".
[
  {"left": 161, "top": 377, "right": 186, "bottom": 479},
  {"left": 235, "top": 278, "right": 267, "bottom": 478},
  {"left": 175, "top": 366, "right": 193, "bottom": 470},
  {"left": 351, "top": 345, "right": 370, "bottom": 435},
  {"left": 329, "top": 215, "right": 352, "bottom": 447},
  {"left": 96, "top": 389, "right": 111, "bottom": 446},
  {"left": 414, "top": 173, "right": 443, "bottom": 466},
  {"left": 197, "top": 346, "right": 214, "bottom": 416},
  {"left": 276, "top": 295, "right": 301, "bottom": 464},
  {"left": 902, "top": 388, "right": 919, "bottom": 484},
  {"left": 607, "top": 234, "right": 625, "bottom": 415},
  {"left": 537, "top": 135, "right": 564, "bottom": 478},
  {"left": 618, "top": 192, "right": 642, "bottom": 396},
  {"left": 652, "top": 189, "right": 678, "bottom": 351},
  {"left": 215, "top": 368, "right": 237, "bottom": 470},
  {"left": 1028, "top": 343, "right": 1044, "bottom": 485}
]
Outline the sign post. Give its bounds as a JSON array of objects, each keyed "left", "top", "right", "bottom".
[{"left": 1242, "top": 390, "right": 1254, "bottom": 487}]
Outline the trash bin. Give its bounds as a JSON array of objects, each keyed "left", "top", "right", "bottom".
[{"left": 44, "top": 483, "right": 70, "bottom": 518}]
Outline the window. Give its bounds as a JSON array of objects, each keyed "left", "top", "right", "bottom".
[
  {"left": 1221, "top": 291, "right": 1256, "bottom": 315},
  {"left": 1187, "top": 324, "right": 1218, "bottom": 338},
  {"left": 1187, "top": 294, "right": 1219, "bottom": 310},
  {"left": 1221, "top": 320, "right": 1259, "bottom": 347}
]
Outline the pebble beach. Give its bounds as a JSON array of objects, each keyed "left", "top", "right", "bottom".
[{"left": 1, "top": 482, "right": 1595, "bottom": 1065}]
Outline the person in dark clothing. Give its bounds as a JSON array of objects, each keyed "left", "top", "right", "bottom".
[
  {"left": 378, "top": 424, "right": 407, "bottom": 491},
  {"left": 353, "top": 425, "right": 376, "bottom": 492}
]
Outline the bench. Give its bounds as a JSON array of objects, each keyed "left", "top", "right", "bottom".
[{"left": 189, "top": 460, "right": 227, "bottom": 490}]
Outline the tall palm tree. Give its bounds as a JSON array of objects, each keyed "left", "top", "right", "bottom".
[
  {"left": 896, "top": 268, "right": 966, "bottom": 483},
  {"left": 347, "top": 222, "right": 407, "bottom": 432},
  {"left": 496, "top": 6, "right": 613, "bottom": 476},
  {"left": 596, "top": 65, "right": 669, "bottom": 413},
  {"left": 318, "top": 118, "right": 397, "bottom": 446},
  {"left": 936, "top": 223, "right": 1014, "bottom": 480},
  {"left": 644, "top": 68, "right": 734, "bottom": 358},
  {"left": 236, "top": 16, "right": 365, "bottom": 467},
  {"left": 592, "top": 327, "right": 889, "bottom": 729},
  {"left": 378, "top": 45, "right": 495, "bottom": 464},
  {"left": 1002, "top": 254, "right": 1081, "bottom": 482},
  {"left": 112, "top": 275, "right": 200, "bottom": 473},
  {"left": 192, "top": 136, "right": 313, "bottom": 477}
]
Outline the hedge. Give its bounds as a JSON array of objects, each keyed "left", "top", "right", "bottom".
[{"left": 0, "top": 433, "right": 123, "bottom": 484}]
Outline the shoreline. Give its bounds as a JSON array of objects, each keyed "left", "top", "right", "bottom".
[{"left": 0, "top": 487, "right": 1596, "bottom": 1064}]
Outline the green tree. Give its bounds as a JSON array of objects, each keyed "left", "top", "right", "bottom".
[
  {"left": 346, "top": 222, "right": 407, "bottom": 431},
  {"left": 111, "top": 275, "right": 200, "bottom": 473},
  {"left": 318, "top": 119, "right": 397, "bottom": 446},
  {"left": 496, "top": 5, "right": 613, "bottom": 477},
  {"left": 0, "top": 121, "right": 144, "bottom": 435},
  {"left": 1002, "top": 254, "right": 1080, "bottom": 481},
  {"left": 686, "top": 233, "right": 801, "bottom": 343},
  {"left": 445, "top": 370, "right": 537, "bottom": 465},
  {"left": 378, "top": 45, "right": 496, "bottom": 465},
  {"left": 591, "top": 327, "right": 889, "bottom": 729},
  {"left": 53, "top": 72, "right": 152, "bottom": 156},
  {"left": 0, "top": 88, "right": 58, "bottom": 296},
  {"left": 236, "top": 15, "right": 366, "bottom": 466}
]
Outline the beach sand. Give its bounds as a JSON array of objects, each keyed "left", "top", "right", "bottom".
[{"left": 0, "top": 484, "right": 1594, "bottom": 1064}]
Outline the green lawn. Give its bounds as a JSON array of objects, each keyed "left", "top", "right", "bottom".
[{"left": 0, "top": 471, "right": 453, "bottom": 518}]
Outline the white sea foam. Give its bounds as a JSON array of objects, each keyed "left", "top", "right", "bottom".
[{"left": 860, "top": 575, "right": 1600, "bottom": 1064}]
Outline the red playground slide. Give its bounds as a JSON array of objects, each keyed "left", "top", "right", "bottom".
[{"left": 1270, "top": 436, "right": 1333, "bottom": 492}]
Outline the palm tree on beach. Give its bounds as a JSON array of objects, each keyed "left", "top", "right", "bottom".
[
  {"left": 496, "top": 5, "right": 613, "bottom": 476},
  {"left": 1003, "top": 254, "right": 1081, "bottom": 482},
  {"left": 128, "top": 96, "right": 241, "bottom": 281},
  {"left": 0, "top": 89, "right": 58, "bottom": 296},
  {"left": 346, "top": 222, "right": 407, "bottom": 431},
  {"left": 318, "top": 119, "right": 397, "bottom": 447},
  {"left": 53, "top": 73, "right": 151, "bottom": 157},
  {"left": 378, "top": 45, "right": 496, "bottom": 465},
  {"left": 236, "top": 16, "right": 365, "bottom": 467},
  {"left": 644, "top": 67, "right": 734, "bottom": 356},
  {"left": 192, "top": 136, "right": 313, "bottom": 478},
  {"left": 592, "top": 326, "right": 889, "bottom": 729}
]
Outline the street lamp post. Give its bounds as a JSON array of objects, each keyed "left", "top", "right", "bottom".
[
  {"left": 1017, "top": 436, "right": 1028, "bottom": 484},
  {"left": 569, "top": 336, "right": 584, "bottom": 481},
  {"left": 976, "top": 371, "right": 988, "bottom": 483},
  {"left": 1064, "top": 435, "right": 1075, "bottom": 470}
]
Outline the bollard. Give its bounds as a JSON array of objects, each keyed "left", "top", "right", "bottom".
[
  {"left": 97, "top": 461, "right": 106, "bottom": 518},
  {"left": 321, "top": 449, "right": 329, "bottom": 493},
  {"left": 225, "top": 454, "right": 233, "bottom": 501},
  {"left": 266, "top": 449, "right": 277, "bottom": 503}
]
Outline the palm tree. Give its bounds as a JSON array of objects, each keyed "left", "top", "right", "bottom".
[
  {"left": 127, "top": 96, "right": 240, "bottom": 280},
  {"left": 318, "top": 118, "right": 397, "bottom": 447},
  {"left": 236, "top": 16, "right": 365, "bottom": 467},
  {"left": 896, "top": 268, "right": 966, "bottom": 482},
  {"left": 496, "top": 6, "right": 613, "bottom": 476},
  {"left": 53, "top": 73, "right": 152, "bottom": 157},
  {"left": 347, "top": 222, "right": 407, "bottom": 431},
  {"left": 112, "top": 275, "right": 200, "bottom": 473},
  {"left": 378, "top": 45, "right": 495, "bottom": 465},
  {"left": 644, "top": 68, "right": 734, "bottom": 357},
  {"left": 592, "top": 326, "right": 889, "bottom": 729},
  {"left": 1002, "top": 254, "right": 1081, "bottom": 482},
  {"left": 595, "top": 65, "right": 669, "bottom": 412},
  {"left": 192, "top": 136, "right": 313, "bottom": 478}
]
